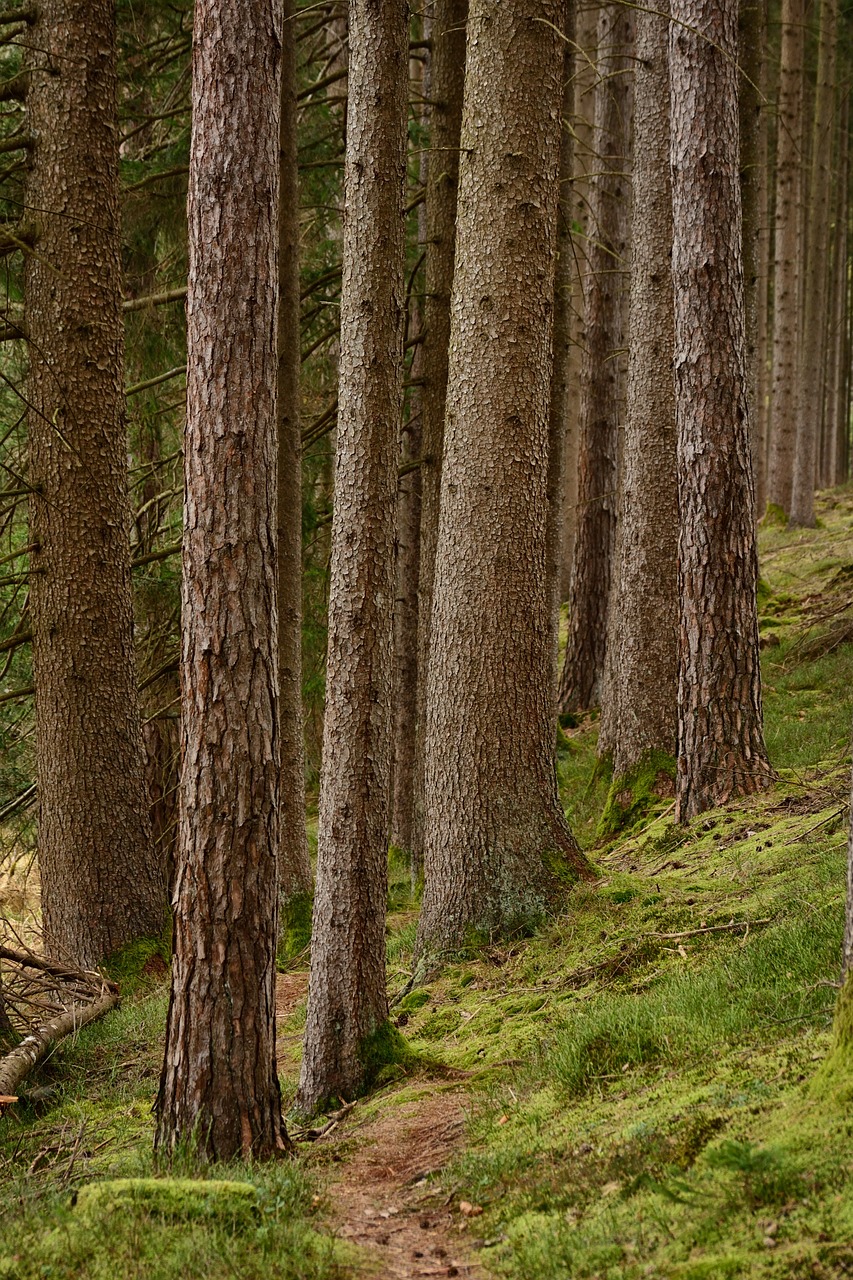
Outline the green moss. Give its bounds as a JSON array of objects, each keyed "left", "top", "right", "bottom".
[
  {"left": 73, "top": 1178, "right": 260, "bottom": 1227},
  {"left": 277, "top": 890, "right": 313, "bottom": 967},
  {"left": 762, "top": 500, "right": 788, "bottom": 526},
  {"left": 358, "top": 1018, "right": 418, "bottom": 1089},
  {"left": 102, "top": 933, "right": 171, "bottom": 993},
  {"left": 598, "top": 750, "right": 677, "bottom": 836}
]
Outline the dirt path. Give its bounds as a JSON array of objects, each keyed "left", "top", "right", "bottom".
[{"left": 276, "top": 975, "right": 486, "bottom": 1280}]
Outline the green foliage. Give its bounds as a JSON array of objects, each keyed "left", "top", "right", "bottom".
[
  {"left": 599, "top": 750, "right": 677, "bottom": 836},
  {"left": 277, "top": 891, "right": 314, "bottom": 968}
]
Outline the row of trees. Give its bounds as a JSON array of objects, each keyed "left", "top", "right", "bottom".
[{"left": 0, "top": 0, "right": 851, "bottom": 1153}]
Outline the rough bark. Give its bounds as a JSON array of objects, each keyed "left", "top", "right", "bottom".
[
  {"left": 608, "top": 0, "right": 677, "bottom": 782},
  {"left": 411, "top": 0, "right": 467, "bottom": 871},
  {"left": 156, "top": 0, "right": 287, "bottom": 1160},
  {"left": 278, "top": 0, "right": 313, "bottom": 903},
  {"left": 754, "top": 29, "right": 772, "bottom": 513},
  {"left": 546, "top": 4, "right": 577, "bottom": 713},
  {"left": 766, "top": 0, "right": 806, "bottom": 515},
  {"left": 670, "top": 0, "right": 773, "bottom": 822},
  {"left": 830, "top": 91, "right": 850, "bottom": 485},
  {"left": 25, "top": 0, "right": 165, "bottom": 968},
  {"left": 415, "top": 0, "right": 594, "bottom": 962},
  {"left": 791, "top": 0, "right": 838, "bottom": 525},
  {"left": 297, "top": 0, "right": 408, "bottom": 1113},
  {"left": 739, "top": 0, "right": 767, "bottom": 513},
  {"left": 558, "top": 3, "right": 632, "bottom": 713}
]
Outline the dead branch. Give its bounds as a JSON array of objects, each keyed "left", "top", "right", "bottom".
[{"left": 0, "top": 987, "right": 119, "bottom": 1099}]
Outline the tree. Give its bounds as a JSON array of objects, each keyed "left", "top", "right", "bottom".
[
  {"left": 415, "top": 0, "right": 594, "bottom": 962},
  {"left": 766, "top": 0, "right": 806, "bottom": 516},
  {"left": 739, "top": 0, "right": 768, "bottom": 511},
  {"left": 411, "top": 0, "right": 467, "bottom": 872},
  {"left": 670, "top": 0, "right": 773, "bottom": 821},
  {"left": 558, "top": 3, "right": 632, "bottom": 714},
  {"left": 278, "top": 0, "right": 313, "bottom": 908},
  {"left": 25, "top": 0, "right": 165, "bottom": 967},
  {"left": 605, "top": 0, "right": 677, "bottom": 790},
  {"left": 296, "top": 0, "right": 409, "bottom": 1113},
  {"left": 155, "top": 0, "right": 287, "bottom": 1160}
]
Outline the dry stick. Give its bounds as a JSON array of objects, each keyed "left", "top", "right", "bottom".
[
  {"left": 645, "top": 918, "right": 773, "bottom": 940},
  {"left": 0, "top": 945, "right": 116, "bottom": 990},
  {"left": 0, "top": 988, "right": 119, "bottom": 1099}
]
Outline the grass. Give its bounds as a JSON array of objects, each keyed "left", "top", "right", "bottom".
[{"left": 4, "top": 487, "right": 853, "bottom": 1277}]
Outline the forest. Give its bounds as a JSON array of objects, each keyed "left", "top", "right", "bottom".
[{"left": 1, "top": 0, "right": 853, "bottom": 1276}]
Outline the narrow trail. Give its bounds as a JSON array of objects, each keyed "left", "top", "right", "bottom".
[{"left": 276, "top": 975, "right": 486, "bottom": 1280}]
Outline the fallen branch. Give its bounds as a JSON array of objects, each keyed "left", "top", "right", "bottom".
[
  {"left": 0, "top": 945, "right": 117, "bottom": 992},
  {"left": 0, "top": 986, "right": 119, "bottom": 1099},
  {"left": 645, "top": 918, "right": 773, "bottom": 941}
]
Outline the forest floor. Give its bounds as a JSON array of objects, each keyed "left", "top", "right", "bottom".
[{"left": 3, "top": 486, "right": 853, "bottom": 1278}]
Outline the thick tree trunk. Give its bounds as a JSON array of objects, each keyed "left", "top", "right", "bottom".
[
  {"left": 791, "top": 0, "right": 838, "bottom": 526},
  {"left": 297, "top": 0, "right": 408, "bottom": 1113},
  {"left": 670, "top": 0, "right": 772, "bottom": 822},
  {"left": 278, "top": 0, "right": 313, "bottom": 905},
  {"left": 558, "top": 3, "right": 632, "bottom": 713},
  {"left": 156, "top": 0, "right": 287, "bottom": 1160},
  {"left": 411, "top": 0, "right": 467, "bottom": 871},
  {"left": 25, "top": 0, "right": 165, "bottom": 968},
  {"left": 766, "top": 0, "right": 806, "bottom": 516},
  {"left": 608, "top": 0, "right": 677, "bottom": 784},
  {"left": 739, "top": 0, "right": 767, "bottom": 514},
  {"left": 830, "top": 93, "right": 851, "bottom": 485},
  {"left": 415, "top": 0, "right": 594, "bottom": 962}
]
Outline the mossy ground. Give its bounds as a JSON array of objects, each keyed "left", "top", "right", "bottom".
[{"left": 4, "top": 487, "right": 853, "bottom": 1277}]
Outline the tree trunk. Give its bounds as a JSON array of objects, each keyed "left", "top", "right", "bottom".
[
  {"left": 296, "top": 0, "right": 408, "bottom": 1113},
  {"left": 278, "top": 0, "right": 313, "bottom": 905},
  {"left": 791, "top": 0, "right": 838, "bottom": 525},
  {"left": 670, "top": 0, "right": 773, "bottom": 822},
  {"left": 830, "top": 91, "right": 850, "bottom": 485},
  {"left": 558, "top": 3, "right": 632, "bottom": 713},
  {"left": 25, "top": 0, "right": 165, "bottom": 968},
  {"left": 415, "top": 0, "right": 594, "bottom": 962},
  {"left": 608, "top": 0, "right": 677, "bottom": 785},
  {"left": 411, "top": 0, "right": 467, "bottom": 872},
  {"left": 766, "top": 0, "right": 806, "bottom": 516},
  {"left": 739, "top": 0, "right": 767, "bottom": 514},
  {"left": 155, "top": 0, "right": 287, "bottom": 1161}
]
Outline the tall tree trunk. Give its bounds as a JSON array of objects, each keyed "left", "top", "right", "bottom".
[
  {"left": 411, "top": 0, "right": 467, "bottom": 872},
  {"left": 740, "top": 0, "right": 767, "bottom": 514},
  {"left": 766, "top": 0, "right": 806, "bottom": 516},
  {"left": 670, "top": 0, "right": 773, "bottom": 822},
  {"left": 297, "top": 0, "right": 408, "bottom": 1113},
  {"left": 791, "top": 0, "right": 838, "bottom": 525},
  {"left": 155, "top": 0, "right": 287, "bottom": 1161},
  {"left": 755, "top": 29, "right": 773, "bottom": 514},
  {"left": 415, "top": 0, "right": 594, "bottom": 962},
  {"left": 278, "top": 0, "right": 313, "bottom": 906},
  {"left": 558, "top": 3, "right": 632, "bottom": 713},
  {"left": 608, "top": 0, "right": 677, "bottom": 785},
  {"left": 830, "top": 91, "right": 851, "bottom": 485},
  {"left": 546, "top": 3, "right": 577, "bottom": 712},
  {"left": 25, "top": 0, "right": 164, "bottom": 968}
]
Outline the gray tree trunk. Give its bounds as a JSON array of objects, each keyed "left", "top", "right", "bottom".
[
  {"left": 739, "top": 0, "right": 768, "bottom": 514},
  {"left": 415, "top": 0, "right": 594, "bottom": 962},
  {"left": 156, "top": 0, "right": 287, "bottom": 1160},
  {"left": 297, "top": 0, "right": 408, "bottom": 1113},
  {"left": 25, "top": 0, "right": 165, "bottom": 968},
  {"left": 670, "top": 0, "right": 773, "bottom": 821}
]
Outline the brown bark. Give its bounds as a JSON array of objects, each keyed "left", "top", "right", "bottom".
[
  {"left": 415, "top": 0, "right": 594, "bottom": 962},
  {"left": 558, "top": 3, "right": 632, "bottom": 714},
  {"left": 755, "top": 30, "right": 773, "bottom": 513},
  {"left": 25, "top": 0, "right": 165, "bottom": 968},
  {"left": 297, "top": 0, "right": 408, "bottom": 1113},
  {"left": 739, "top": 0, "right": 767, "bottom": 513},
  {"left": 670, "top": 0, "right": 772, "bottom": 822},
  {"left": 278, "top": 0, "right": 312, "bottom": 904},
  {"left": 791, "top": 0, "right": 838, "bottom": 525},
  {"left": 156, "top": 0, "right": 287, "bottom": 1160},
  {"left": 830, "top": 91, "right": 850, "bottom": 485},
  {"left": 608, "top": 0, "right": 677, "bottom": 783},
  {"left": 411, "top": 0, "right": 467, "bottom": 871},
  {"left": 766, "top": 0, "right": 806, "bottom": 515}
]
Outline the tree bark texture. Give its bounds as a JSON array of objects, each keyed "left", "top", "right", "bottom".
[
  {"left": 411, "top": 0, "right": 467, "bottom": 872},
  {"left": 670, "top": 0, "right": 772, "bottom": 822},
  {"left": 415, "top": 0, "right": 594, "bottom": 961},
  {"left": 558, "top": 3, "right": 632, "bottom": 713},
  {"left": 766, "top": 0, "right": 805, "bottom": 515},
  {"left": 546, "top": 3, "right": 577, "bottom": 715},
  {"left": 25, "top": 0, "right": 165, "bottom": 968},
  {"left": 278, "top": 0, "right": 313, "bottom": 903},
  {"left": 791, "top": 0, "right": 837, "bottom": 525},
  {"left": 297, "top": 0, "right": 408, "bottom": 1113},
  {"left": 830, "top": 91, "right": 850, "bottom": 486},
  {"left": 156, "top": 0, "right": 287, "bottom": 1161},
  {"left": 739, "top": 0, "right": 767, "bottom": 514},
  {"left": 609, "top": 0, "right": 677, "bottom": 782}
]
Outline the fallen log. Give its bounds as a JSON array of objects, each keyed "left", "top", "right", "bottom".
[{"left": 0, "top": 986, "right": 119, "bottom": 1100}]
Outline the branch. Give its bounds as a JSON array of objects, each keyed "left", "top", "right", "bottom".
[
  {"left": 0, "top": 987, "right": 119, "bottom": 1099},
  {"left": 122, "top": 287, "right": 187, "bottom": 314}
]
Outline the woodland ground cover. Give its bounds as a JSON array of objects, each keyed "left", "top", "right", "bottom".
[{"left": 2, "top": 488, "right": 853, "bottom": 1277}]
